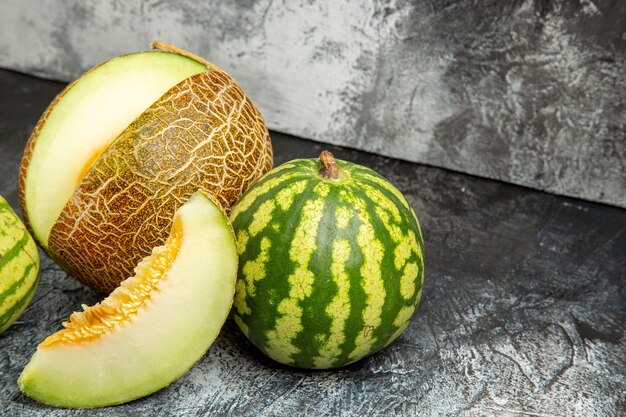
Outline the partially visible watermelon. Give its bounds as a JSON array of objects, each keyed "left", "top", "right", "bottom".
[
  {"left": 230, "top": 151, "right": 424, "bottom": 369},
  {"left": 0, "top": 196, "right": 40, "bottom": 334}
]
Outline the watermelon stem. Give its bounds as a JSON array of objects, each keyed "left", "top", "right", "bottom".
[{"left": 318, "top": 151, "right": 340, "bottom": 179}]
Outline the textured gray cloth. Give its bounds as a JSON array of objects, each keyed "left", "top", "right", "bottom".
[
  {"left": 1, "top": 70, "right": 625, "bottom": 416},
  {"left": 0, "top": 0, "right": 624, "bottom": 207}
]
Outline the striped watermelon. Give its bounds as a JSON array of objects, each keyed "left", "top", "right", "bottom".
[
  {"left": 230, "top": 151, "right": 424, "bottom": 369},
  {"left": 0, "top": 196, "right": 40, "bottom": 334}
]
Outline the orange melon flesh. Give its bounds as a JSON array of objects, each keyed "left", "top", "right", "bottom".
[
  {"left": 21, "top": 52, "right": 209, "bottom": 249},
  {"left": 18, "top": 192, "right": 237, "bottom": 408}
]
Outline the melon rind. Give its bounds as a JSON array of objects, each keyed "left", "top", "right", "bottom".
[
  {"left": 0, "top": 196, "right": 40, "bottom": 334},
  {"left": 20, "top": 51, "right": 209, "bottom": 250}
]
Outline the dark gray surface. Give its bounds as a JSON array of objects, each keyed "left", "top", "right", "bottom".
[
  {"left": 0, "top": 69, "right": 625, "bottom": 416},
  {"left": 1, "top": 0, "right": 625, "bottom": 207}
]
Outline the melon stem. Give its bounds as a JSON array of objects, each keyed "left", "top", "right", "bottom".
[
  {"left": 151, "top": 40, "right": 220, "bottom": 72},
  {"left": 318, "top": 151, "right": 340, "bottom": 179}
]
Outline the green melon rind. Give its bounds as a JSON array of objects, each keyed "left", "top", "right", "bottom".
[
  {"left": 0, "top": 262, "right": 38, "bottom": 333},
  {"left": 230, "top": 158, "right": 424, "bottom": 369},
  {"left": 17, "top": 191, "right": 237, "bottom": 408},
  {"left": 0, "top": 197, "right": 40, "bottom": 334}
]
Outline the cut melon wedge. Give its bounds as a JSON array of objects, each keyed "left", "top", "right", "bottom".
[
  {"left": 21, "top": 51, "right": 209, "bottom": 250},
  {"left": 18, "top": 191, "right": 237, "bottom": 408}
]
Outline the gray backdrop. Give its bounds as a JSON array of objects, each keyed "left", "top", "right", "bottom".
[{"left": 1, "top": 0, "right": 624, "bottom": 207}]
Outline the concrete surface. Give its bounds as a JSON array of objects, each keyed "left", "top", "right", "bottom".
[{"left": 0, "top": 0, "right": 624, "bottom": 207}]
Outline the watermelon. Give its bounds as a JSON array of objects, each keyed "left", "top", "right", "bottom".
[
  {"left": 0, "top": 196, "right": 40, "bottom": 334},
  {"left": 229, "top": 151, "right": 424, "bottom": 369}
]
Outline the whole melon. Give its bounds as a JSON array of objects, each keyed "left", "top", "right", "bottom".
[
  {"left": 19, "top": 41, "right": 272, "bottom": 293},
  {"left": 229, "top": 151, "right": 424, "bottom": 368},
  {"left": 0, "top": 196, "right": 40, "bottom": 334}
]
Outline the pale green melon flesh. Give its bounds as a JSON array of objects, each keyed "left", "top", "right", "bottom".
[
  {"left": 23, "top": 52, "right": 209, "bottom": 249},
  {"left": 18, "top": 192, "right": 237, "bottom": 408}
]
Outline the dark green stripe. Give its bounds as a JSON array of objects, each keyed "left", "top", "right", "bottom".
[
  {"left": 358, "top": 172, "right": 424, "bottom": 253},
  {"left": 233, "top": 179, "right": 317, "bottom": 355},
  {"left": 247, "top": 159, "right": 313, "bottom": 188},
  {"left": 0, "top": 229, "right": 30, "bottom": 271},
  {"left": 0, "top": 261, "right": 37, "bottom": 307},
  {"left": 375, "top": 182, "right": 424, "bottom": 340},
  {"left": 343, "top": 164, "right": 378, "bottom": 180},
  {"left": 351, "top": 166, "right": 412, "bottom": 212},
  {"left": 232, "top": 169, "right": 313, "bottom": 223},
  {"left": 327, "top": 187, "right": 369, "bottom": 366},
  {"left": 291, "top": 187, "right": 336, "bottom": 367},
  {"left": 348, "top": 177, "right": 424, "bottom": 353},
  {"left": 0, "top": 264, "right": 38, "bottom": 329},
  {"left": 366, "top": 173, "right": 425, "bottom": 304},
  {"left": 352, "top": 188, "right": 398, "bottom": 354}
]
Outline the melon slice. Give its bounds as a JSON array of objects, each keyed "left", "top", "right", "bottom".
[
  {"left": 20, "top": 51, "right": 209, "bottom": 250},
  {"left": 18, "top": 191, "right": 237, "bottom": 408}
]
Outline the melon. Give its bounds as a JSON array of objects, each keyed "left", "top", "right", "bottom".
[
  {"left": 19, "top": 41, "right": 272, "bottom": 293},
  {"left": 229, "top": 151, "right": 425, "bottom": 369},
  {"left": 18, "top": 191, "right": 237, "bottom": 408},
  {"left": 0, "top": 196, "right": 40, "bottom": 334}
]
